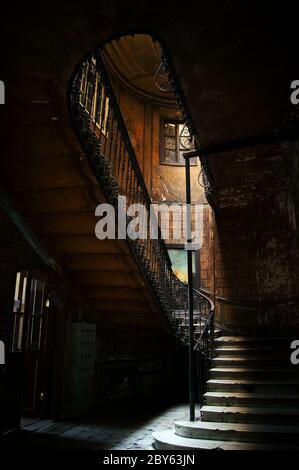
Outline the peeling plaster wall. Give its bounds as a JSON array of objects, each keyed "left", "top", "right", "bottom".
[
  {"left": 254, "top": 148, "right": 299, "bottom": 329},
  {"left": 198, "top": 205, "right": 215, "bottom": 294},
  {"left": 256, "top": 193, "right": 297, "bottom": 299},
  {"left": 203, "top": 145, "right": 299, "bottom": 332}
]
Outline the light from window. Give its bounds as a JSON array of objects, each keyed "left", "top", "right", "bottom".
[{"left": 161, "top": 121, "right": 197, "bottom": 165}]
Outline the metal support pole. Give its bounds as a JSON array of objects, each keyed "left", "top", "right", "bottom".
[{"left": 184, "top": 152, "right": 195, "bottom": 422}]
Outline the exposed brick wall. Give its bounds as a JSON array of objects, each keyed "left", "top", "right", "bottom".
[
  {"left": 200, "top": 171, "right": 299, "bottom": 332},
  {"left": 199, "top": 205, "right": 215, "bottom": 294}
]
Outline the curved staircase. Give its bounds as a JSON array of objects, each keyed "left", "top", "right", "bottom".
[{"left": 153, "top": 335, "right": 299, "bottom": 450}]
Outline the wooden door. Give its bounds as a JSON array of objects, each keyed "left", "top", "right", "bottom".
[{"left": 11, "top": 269, "right": 50, "bottom": 417}]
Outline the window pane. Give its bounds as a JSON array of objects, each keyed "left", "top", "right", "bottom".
[
  {"left": 165, "top": 123, "right": 176, "bottom": 137},
  {"left": 165, "top": 136, "right": 176, "bottom": 150},
  {"left": 12, "top": 271, "right": 29, "bottom": 352},
  {"left": 165, "top": 150, "right": 177, "bottom": 163},
  {"left": 12, "top": 315, "right": 24, "bottom": 352},
  {"left": 162, "top": 121, "right": 195, "bottom": 164},
  {"left": 13, "top": 272, "right": 20, "bottom": 311},
  {"left": 178, "top": 149, "right": 185, "bottom": 163},
  {"left": 21, "top": 275, "right": 27, "bottom": 313},
  {"left": 29, "top": 316, "right": 43, "bottom": 350},
  {"left": 13, "top": 270, "right": 28, "bottom": 313},
  {"left": 29, "top": 279, "right": 44, "bottom": 317},
  {"left": 28, "top": 278, "right": 45, "bottom": 350},
  {"left": 35, "top": 281, "right": 44, "bottom": 316}
]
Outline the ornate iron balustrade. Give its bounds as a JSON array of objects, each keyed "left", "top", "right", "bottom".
[
  {"left": 194, "top": 292, "right": 215, "bottom": 408},
  {"left": 69, "top": 50, "right": 214, "bottom": 405}
]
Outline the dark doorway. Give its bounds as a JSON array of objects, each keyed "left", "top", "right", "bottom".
[{"left": 11, "top": 269, "right": 52, "bottom": 417}]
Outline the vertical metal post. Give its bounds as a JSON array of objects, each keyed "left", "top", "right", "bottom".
[{"left": 184, "top": 152, "right": 195, "bottom": 422}]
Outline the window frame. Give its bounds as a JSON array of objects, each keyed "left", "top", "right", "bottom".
[{"left": 159, "top": 117, "right": 197, "bottom": 166}]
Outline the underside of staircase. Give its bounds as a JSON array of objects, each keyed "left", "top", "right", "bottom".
[{"left": 153, "top": 335, "right": 299, "bottom": 450}]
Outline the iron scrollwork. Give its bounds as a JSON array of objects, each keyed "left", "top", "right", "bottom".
[
  {"left": 179, "top": 122, "right": 195, "bottom": 151},
  {"left": 155, "top": 60, "right": 174, "bottom": 93}
]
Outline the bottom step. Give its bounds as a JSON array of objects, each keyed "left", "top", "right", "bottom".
[
  {"left": 201, "top": 406, "right": 299, "bottom": 424},
  {"left": 174, "top": 420, "right": 299, "bottom": 444},
  {"left": 152, "top": 430, "right": 298, "bottom": 450}
]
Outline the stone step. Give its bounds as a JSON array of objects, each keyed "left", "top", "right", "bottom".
[
  {"left": 201, "top": 405, "right": 299, "bottom": 424},
  {"left": 212, "top": 357, "right": 291, "bottom": 368},
  {"left": 152, "top": 430, "right": 299, "bottom": 450},
  {"left": 210, "top": 367, "right": 296, "bottom": 380},
  {"left": 215, "top": 347, "right": 290, "bottom": 357},
  {"left": 174, "top": 420, "right": 299, "bottom": 445},
  {"left": 204, "top": 391, "right": 299, "bottom": 407},
  {"left": 207, "top": 379, "right": 299, "bottom": 393},
  {"left": 215, "top": 336, "right": 292, "bottom": 347}
]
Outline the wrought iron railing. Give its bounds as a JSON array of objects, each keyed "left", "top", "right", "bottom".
[
  {"left": 69, "top": 49, "right": 215, "bottom": 405},
  {"left": 194, "top": 292, "right": 215, "bottom": 408}
]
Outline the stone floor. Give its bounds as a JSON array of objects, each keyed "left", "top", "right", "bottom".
[{"left": 1, "top": 402, "right": 200, "bottom": 450}]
